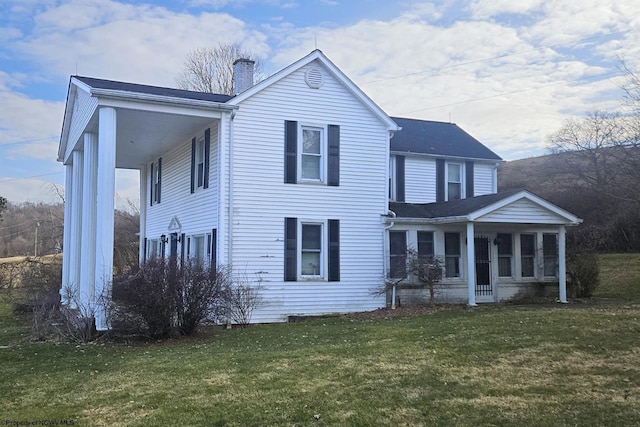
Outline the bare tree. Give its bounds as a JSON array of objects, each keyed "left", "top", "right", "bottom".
[
  {"left": 176, "top": 43, "right": 265, "bottom": 95},
  {"left": 0, "top": 195, "right": 6, "bottom": 221}
]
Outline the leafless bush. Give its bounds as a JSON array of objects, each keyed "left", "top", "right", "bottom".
[
  {"left": 223, "top": 274, "right": 265, "bottom": 327},
  {"left": 377, "top": 250, "right": 444, "bottom": 305}
]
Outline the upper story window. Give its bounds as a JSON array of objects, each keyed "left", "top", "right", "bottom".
[
  {"left": 300, "top": 126, "right": 324, "bottom": 181},
  {"left": 150, "top": 158, "right": 162, "bottom": 205},
  {"left": 285, "top": 121, "right": 340, "bottom": 186},
  {"left": 447, "top": 163, "right": 463, "bottom": 201},
  {"left": 191, "top": 128, "right": 210, "bottom": 193}
]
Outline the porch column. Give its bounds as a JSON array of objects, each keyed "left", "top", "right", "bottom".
[
  {"left": 60, "top": 163, "right": 74, "bottom": 305},
  {"left": 558, "top": 225, "right": 567, "bottom": 303},
  {"left": 67, "top": 150, "right": 84, "bottom": 307},
  {"left": 79, "top": 133, "right": 98, "bottom": 304},
  {"left": 139, "top": 164, "right": 147, "bottom": 263},
  {"left": 466, "top": 222, "right": 477, "bottom": 306},
  {"left": 95, "top": 107, "right": 117, "bottom": 330}
]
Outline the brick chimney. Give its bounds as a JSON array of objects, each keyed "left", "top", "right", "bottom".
[{"left": 233, "top": 58, "right": 255, "bottom": 95}]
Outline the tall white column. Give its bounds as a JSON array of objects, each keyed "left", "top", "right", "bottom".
[
  {"left": 466, "top": 222, "right": 477, "bottom": 306},
  {"left": 139, "top": 164, "right": 147, "bottom": 263},
  {"left": 558, "top": 226, "right": 567, "bottom": 303},
  {"left": 95, "top": 107, "right": 117, "bottom": 330},
  {"left": 67, "top": 150, "right": 84, "bottom": 307},
  {"left": 80, "top": 133, "right": 98, "bottom": 305},
  {"left": 60, "top": 164, "right": 74, "bottom": 305}
]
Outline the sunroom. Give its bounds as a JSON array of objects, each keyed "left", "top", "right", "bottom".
[{"left": 385, "top": 190, "right": 582, "bottom": 305}]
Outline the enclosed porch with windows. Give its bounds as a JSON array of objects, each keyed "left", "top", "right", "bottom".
[{"left": 385, "top": 190, "right": 582, "bottom": 306}]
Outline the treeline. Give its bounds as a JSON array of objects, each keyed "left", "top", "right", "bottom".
[{"left": 0, "top": 200, "right": 140, "bottom": 273}]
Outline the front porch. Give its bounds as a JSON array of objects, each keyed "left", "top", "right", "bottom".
[{"left": 385, "top": 190, "right": 582, "bottom": 306}]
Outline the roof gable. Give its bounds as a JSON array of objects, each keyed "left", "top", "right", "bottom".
[
  {"left": 390, "top": 190, "right": 581, "bottom": 225},
  {"left": 228, "top": 50, "right": 399, "bottom": 131},
  {"left": 391, "top": 117, "right": 502, "bottom": 161}
]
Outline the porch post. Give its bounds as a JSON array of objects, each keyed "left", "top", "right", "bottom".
[
  {"left": 67, "top": 150, "right": 84, "bottom": 308},
  {"left": 466, "top": 222, "right": 477, "bottom": 306},
  {"left": 558, "top": 225, "right": 568, "bottom": 303},
  {"left": 139, "top": 164, "right": 147, "bottom": 264},
  {"left": 95, "top": 107, "right": 117, "bottom": 330},
  {"left": 60, "top": 163, "right": 73, "bottom": 305},
  {"left": 79, "top": 133, "right": 98, "bottom": 304}
]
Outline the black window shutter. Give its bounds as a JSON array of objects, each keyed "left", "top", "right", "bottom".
[
  {"left": 436, "top": 158, "right": 445, "bottom": 202},
  {"left": 465, "top": 161, "right": 474, "bottom": 198},
  {"left": 328, "top": 219, "right": 340, "bottom": 281},
  {"left": 143, "top": 238, "right": 147, "bottom": 261},
  {"left": 211, "top": 228, "right": 217, "bottom": 266},
  {"left": 284, "top": 217, "right": 297, "bottom": 281},
  {"left": 204, "top": 128, "right": 211, "bottom": 189},
  {"left": 285, "top": 121, "right": 297, "bottom": 184},
  {"left": 180, "top": 233, "right": 185, "bottom": 265},
  {"left": 149, "top": 162, "right": 154, "bottom": 206},
  {"left": 395, "top": 155, "right": 405, "bottom": 202},
  {"left": 157, "top": 157, "right": 162, "bottom": 204},
  {"left": 328, "top": 125, "right": 340, "bottom": 186},
  {"left": 190, "top": 137, "right": 196, "bottom": 193}
]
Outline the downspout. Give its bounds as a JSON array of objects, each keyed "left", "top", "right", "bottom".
[
  {"left": 384, "top": 210, "right": 397, "bottom": 309},
  {"left": 228, "top": 110, "right": 236, "bottom": 266}
]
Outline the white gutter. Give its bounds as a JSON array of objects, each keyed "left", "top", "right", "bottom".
[
  {"left": 385, "top": 216, "right": 471, "bottom": 225},
  {"left": 389, "top": 150, "right": 503, "bottom": 163}
]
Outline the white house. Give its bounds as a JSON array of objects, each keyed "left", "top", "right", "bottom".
[{"left": 57, "top": 50, "right": 580, "bottom": 329}]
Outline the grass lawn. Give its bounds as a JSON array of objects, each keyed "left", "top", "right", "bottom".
[{"left": 1, "top": 255, "right": 640, "bottom": 426}]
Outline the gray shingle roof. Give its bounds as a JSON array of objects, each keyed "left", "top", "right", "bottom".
[
  {"left": 390, "top": 189, "right": 523, "bottom": 219},
  {"left": 391, "top": 117, "right": 502, "bottom": 161},
  {"left": 73, "top": 76, "right": 233, "bottom": 103}
]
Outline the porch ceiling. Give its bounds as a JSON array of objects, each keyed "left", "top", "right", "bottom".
[{"left": 83, "top": 108, "right": 213, "bottom": 169}]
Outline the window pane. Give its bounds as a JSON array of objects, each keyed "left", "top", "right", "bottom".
[
  {"left": 522, "top": 257, "right": 535, "bottom": 277},
  {"left": 444, "top": 233, "right": 460, "bottom": 256},
  {"left": 520, "top": 234, "right": 535, "bottom": 256},
  {"left": 302, "top": 224, "right": 321, "bottom": 250},
  {"left": 448, "top": 183, "right": 461, "bottom": 200},
  {"left": 448, "top": 164, "right": 461, "bottom": 182},
  {"left": 389, "top": 231, "right": 407, "bottom": 278},
  {"left": 197, "top": 163, "right": 204, "bottom": 187},
  {"left": 497, "top": 233, "right": 512, "bottom": 256},
  {"left": 543, "top": 234, "right": 557, "bottom": 256},
  {"left": 498, "top": 257, "right": 512, "bottom": 277},
  {"left": 417, "top": 231, "right": 434, "bottom": 257},
  {"left": 194, "top": 236, "right": 205, "bottom": 260},
  {"left": 302, "top": 129, "right": 321, "bottom": 154},
  {"left": 445, "top": 256, "right": 460, "bottom": 278},
  {"left": 301, "top": 155, "right": 321, "bottom": 180},
  {"left": 301, "top": 252, "right": 321, "bottom": 275}
]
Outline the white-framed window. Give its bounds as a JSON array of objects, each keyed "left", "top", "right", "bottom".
[
  {"left": 147, "top": 238, "right": 161, "bottom": 259},
  {"left": 186, "top": 232, "right": 212, "bottom": 265},
  {"left": 543, "top": 233, "right": 558, "bottom": 277},
  {"left": 446, "top": 163, "right": 463, "bottom": 201},
  {"left": 152, "top": 161, "right": 160, "bottom": 204},
  {"left": 300, "top": 222, "right": 323, "bottom": 277},
  {"left": 196, "top": 136, "right": 206, "bottom": 189},
  {"left": 497, "top": 233, "right": 513, "bottom": 277},
  {"left": 299, "top": 126, "right": 325, "bottom": 182},
  {"left": 444, "top": 232, "right": 461, "bottom": 278},
  {"left": 520, "top": 233, "right": 536, "bottom": 278}
]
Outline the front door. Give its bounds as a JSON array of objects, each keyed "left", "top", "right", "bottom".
[{"left": 474, "top": 236, "right": 493, "bottom": 300}]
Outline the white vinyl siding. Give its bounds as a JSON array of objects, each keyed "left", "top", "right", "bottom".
[
  {"left": 476, "top": 199, "right": 568, "bottom": 224},
  {"left": 145, "top": 122, "right": 220, "bottom": 249},
  {"left": 65, "top": 88, "right": 98, "bottom": 162},
  {"left": 404, "top": 156, "right": 437, "bottom": 203},
  {"left": 474, "top": 162, "right": 496, "bottom": 196},
  {"left": 228, "top": 60, "right": 389, "bottom": 322}
]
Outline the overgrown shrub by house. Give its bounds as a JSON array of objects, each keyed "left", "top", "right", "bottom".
[
  {"left": 111, "top": 259, "right": 262, "bottom": 338},
  {"left": 567, "top": 250, "right": 600, "bottom": 298}
]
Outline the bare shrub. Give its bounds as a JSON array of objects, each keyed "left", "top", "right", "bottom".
[
  {"left": 377, "top": 250, "right": 444, "bottom": 305},
  {"left": 223, "top": 274, "right": 265, "bottom": 327},
  {"left": 567, "top": 251, "right": 600, "bottom": 298}
]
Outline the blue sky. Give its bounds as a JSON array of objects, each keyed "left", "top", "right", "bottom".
[{"left": 1, "top": 0, "right": 639, "bottom": 206}]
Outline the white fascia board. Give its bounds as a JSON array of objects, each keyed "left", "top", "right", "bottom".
[
  {"left": 389, "top": 150, "right": 504, "bottom": 164},
  {"left": 58, "top": 81, "right": 76, "bottom": 163},
  {"left": 229, "top": 50, "right": 399, "bottom": 132},
  {"left": 96, "top": 97, "right": 228, "bottom": 119},
  {"left": 89, "top": 88, "right": 238, "bottom": 113},
  {"left": 385, "top": 216, "right": 470, "bottom": 225},
  {"left": 468, "top": 190, "right": 582, "bottom": 225}
]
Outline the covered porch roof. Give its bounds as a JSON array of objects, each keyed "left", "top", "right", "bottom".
[
  {"left": 389, "top": 189, "right": 582, "bottom": 226},
  {"left": 58, "top": 76, "right": 237, "bottom": 169}
]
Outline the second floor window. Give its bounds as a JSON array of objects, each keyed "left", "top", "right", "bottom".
[
  {"left": 196, "top": 137, "right": 205, "bottom": 188},
  {"left": 300, "top": 127, "right": 324, "bottom": 181},
  {"left": 447, "top": 163, "right": 462, "bottom": 201}
]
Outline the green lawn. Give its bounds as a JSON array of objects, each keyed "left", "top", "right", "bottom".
[{"left": 1, "top": 254, "right": 640, "bottom": 426}]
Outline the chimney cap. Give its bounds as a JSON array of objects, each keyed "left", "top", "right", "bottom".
[{"left": 233, "top": 58, "right": 255, "bottom": 65}]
